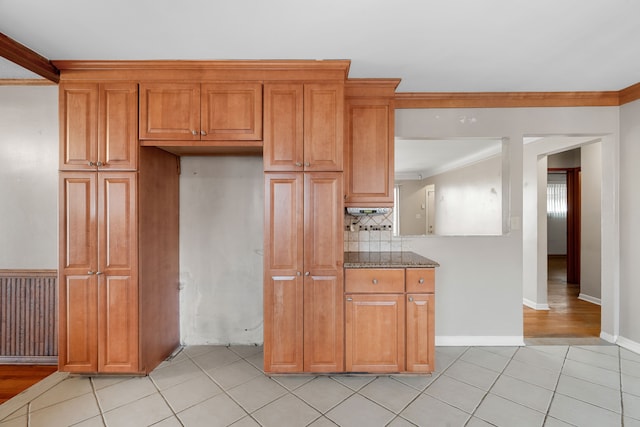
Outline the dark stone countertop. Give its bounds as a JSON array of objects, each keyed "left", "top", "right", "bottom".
[{"left": 344, "top": 251, "right": 440, "bottom": 268}]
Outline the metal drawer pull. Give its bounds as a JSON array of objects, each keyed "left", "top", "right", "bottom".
[
  {"left": 372, "top": 279, "right": 378, "bottom": 284},
  {"left": 191, "top": 130, "right": 198, "bottom": 136},
  {"left": 408, "top": 296, "right": 414, "bottom": 302},
  {"left": 346, "top": 297, "right": 353, "bottom": 301},
  {"left": 295, "top": 162, "right": 303, "bottom": 167},
  {"left": 419, "top": 278, "right": 425, "bottom": 284}
]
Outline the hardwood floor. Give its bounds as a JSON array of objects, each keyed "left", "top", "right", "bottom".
[
  {"left": 524, "top": 255, "right": 601, "bottom": 338},
  {"left": 0, "top": 364, "right": 57, "bottom": 404}
]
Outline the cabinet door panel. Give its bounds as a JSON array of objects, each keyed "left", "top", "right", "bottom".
[
  {"left": 99, "top": 276, "right": 139, "bottom": 372},
  {"left": 59, "top": 275, "right": 98, "bottom": 372},
  {"left": 406, "top": 294, "right": 435, "bottom": 372},
  {"left": 345, "top": 99, "right": 393, "bottom": 205},
  {"left": 202, "top": 83, "right": 262, "bottom": 140},
  {"left": 264, "top": 276, "right": 303, "bottom": 372},
  {"left": 303, "top": 84, "right": 343, "bottom": 171},
  {"left": 139, "top": 83, "right": 200, "bottom": 140},
  {"left": 60, "top": 84, "right": 98, "bottom": 170},
  {"left": 99, "top": 84, "right": 138, "bottom": 170},
  {"left": 60, "top": 173, "right": 97, "bottom": 271},
  {"left": 303, "top": 275, "right": 343, "bottom": 372},
  {"left": 304, "top": 172, "right": 343, "bottom": 274},
  {"left": 263, "top": 84, "right": 304, "bottom": 171},
  {"left": 345, "top": 294, "right": 405, "bottom": 372},
  {"left": 264, "top": 173, "right": 304, "bottom": 373},
  {"left": 264, "top": 173, "right": 303, "bottom": 273}
]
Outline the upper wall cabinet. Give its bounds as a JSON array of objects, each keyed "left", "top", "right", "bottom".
[
  {"left": 60, "top": 83, "right": 138, "bottom": 171},
  {"left": 139, "top": 82, "right": 263, "bottom": 141},
  {"left": 263, "top": 83, "right": 344, "bottom": 172},
  {"left": 344, "top": 80, "right": 399, "bottom": 207}
]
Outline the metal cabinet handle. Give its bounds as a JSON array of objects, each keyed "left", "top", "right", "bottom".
[
  {"left": 200, "top": 130, "right": 207, "bottom": 136},
  {"left": 96, "top": 161, "right": 103, "bottom": 167},
  {"left": 295, "top": 162, "right": 303, "bottom": 167},
  {"left": 304, "top": 162, "right": 310, "bottom": 167},
  {"left": 304, "top": 272, "right": 310, "bottom": 276},
  {"left": 88, "top": 161, "right": 95, "bottom": 166},
  {"left": 191, "top": 130, "right": 198, "bottom": 136},
  {"left": 419, "top": 278, "right": 425, "bottom": 284},
  {"left": 346, "top": 297, "right": 353, "bottom": 302},
  {"left": 372, "top": 279, "right": 378, "bottom": 284},
  {"left": 408, "top": 296, "right": 414, "bottom": 302},
  {"left": 87, "top": 271, "right": 95, "bottom": 275},
  {"left": 95, "top": 271, "right": 104, "bottom": 276}
]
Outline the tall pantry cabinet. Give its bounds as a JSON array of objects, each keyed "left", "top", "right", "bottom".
[
  {"left": 263, "top": 82, "right": 345, "bottom": 373},
  {"left": 58, "top": 82, "right": 180, "bottom": 374}
]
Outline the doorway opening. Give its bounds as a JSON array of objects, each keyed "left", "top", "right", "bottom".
[{"left": 523, "top": 139, "right": 603, "bottom": 340}]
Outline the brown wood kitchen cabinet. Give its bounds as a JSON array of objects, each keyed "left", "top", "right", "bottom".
[
  {"left": 344, "top": 267, "right": 435, "bottom": 373},
  {"left": 344, "top": 80, "right": 399, "bottom": 207},
  {"left": 59, "top": 83, "right": 138, "bottom": 171},
  {"left": 263, "top": 172, "right": 344, "bottom": 373},
  {"left": 139, "top": 82, "right": 262, "bottom": 141},
  {"left": 59, "top": 172, "right": 138, "bottom": 373},
  {"left": 263, "top": 83, "right": 344, "bottom": 172}
]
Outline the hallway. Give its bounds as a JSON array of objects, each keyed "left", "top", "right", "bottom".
[{"left": 524, "top": 256, "right": 601, "bottom": 339}]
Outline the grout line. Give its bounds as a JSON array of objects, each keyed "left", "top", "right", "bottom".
[
  {"left": 89, "top": 377, "right": 109, "bottom": 427},
  {"left": 147, "top": 374, "right": 184, "bottom": 426},
  {"left": 26, "top": 402, "right": 30, "bottom": 427}
]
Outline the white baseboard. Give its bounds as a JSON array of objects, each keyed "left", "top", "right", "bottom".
[
  {"left": 600, "top": 331, "right": 617, "bottom": 344},
  {"left": 436, "top": 336, "right": 525, "bottom": 347},
  {"left": 523, "top": 298, "right": 550, "bottom": 310},
  {"left": 616, "top": 336, "right": 640, "bottom": 355},
  {"left": 578, "top": 293, "right": 602, "bottom": 306}
]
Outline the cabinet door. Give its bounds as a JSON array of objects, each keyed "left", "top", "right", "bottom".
[
  {"left": 59, "top": 173, "right": 98, "bottom": 372},
  {"left": 139, "top": 83, "right": 200, "bottom": 140},
  {"left": 406, "top": 293, "right": 435, "bottom": 372},
  {"left": 303, "top": 84, "right": 344, "bottom": 171},
  {"left": 98, "top": 84, "right": 138, "bottom": 170},
  {"left": 201, "top": 83, "right": 262, "bottom": 141},
  {"left": 345, "top": 294, "right": 405, "bottom": 373},
  {"left": 303, "top": 172, "right": 344, "bottom": 372},
  {"left": 60, "top": 84, "right": 98, "bottom": 171},
  {"left": 344, "top": 98, "right": 393, "bottom": 206},
  {"left": 263, "top": 84, "right": 304, "bottom": 171},
  {"left": 97, "top": 173, "right": 139, "bottom": 373},
  {"left": 263, "top": 173, "right": 304, "bottom": 372}
]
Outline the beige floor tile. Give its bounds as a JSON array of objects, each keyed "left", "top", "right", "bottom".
[
  {"left": 490, "top": 374, "right": 553, "bottom": 413},
  {"left": 228, "top": 345, "right": 263, "bottom": 359},
  {"left": 307, "top": 416, "right": 339, "bottom": 426},
  {"left": 567, "top": 346, "right": 620, "bottom": 372},
  {"left": 293, "top": 376, "right": 353, "bottom": 413},
  {"left": 513, "top": 347, "right": 565, "bottom": 373},
  {"left": 96, "top": 376, "right": 157, "bottom": 412},
  {"left": 229, "top": 415, "right": 261, "bottom": 426},
  {"left": 325, "top": 394, "right": 395, "bottom": 427},
  {"left": 556, "top": 374, "right": 621, "bottom": 413},
  {"left": 161, "top": 373, "right": 223, "bottom": 413},
  {"left": 390, "top": 374, "right": 437, "bottom": 391},
  {"left": 0, "top": 405, "right": 26, "bottom": 422},
  {"left": 29, "top": 376, "right": 93, "bottom": 412},
  {"left": 624, "top": 416, "right": 640, "bottom": 427},
  {"left": 624, "top": 392, "right": 640, "bottom": 421},
  {"left": 622, "top": 358, "right": 640, "bottom": 378},
  {"left": 150, "top": 358, "right": 203, "bottom": 390},
  {"left": 475, "top": 394, "right": 545, "bottom": 427},
  {"left": 562, "top": 359, "right": 621, "bottom": 390},
  {"left": 177, "top": 393, "right": 246, "bottom": 427},
  {"left": 386, "top": 416, "right": 417, "bottom": 427},
  {"left": 460, "top": 347, "right": 511, "bottom": 372},
  {"left": 191, "top": 346, "right": 242, "bottom": 372},
  {"left": 329, "top": 375, "right": 375, "bottom": 391},
  {"left": 443, "top": 360, "right": 500, "bottom": 391},
  {"left": 30, "top": 392, "right": 101, "bottom": 427},
  {"left": 359, "top": 377, "right": 421, "bottom": 413},
  {"left": 252, "top": 394, "right": 320, "bottom": 427},
  {"left": 622, "top": 348, "right": 640, "bottom": 364},
  {"left": 227, "top": 375, "right": 287, "bottom": 413},
  {"left": 548, "top": 393, "right": 621, "bottom": 427},
  {"left": 103, "top": 393, "right": 173, "bottom": 427},
  {"left": 89, "top": 376, "right": 127, "bottom": 390},
  {"left": 208, "top": 359, "right": 262, "bottom": 390},
  {"left": 465, "top": 416, "right": 496, "bottom": 427},
  {"left": 271, "top": 374, "right": 316, "bottom": 391},
  {"left": 150, "top": 416, "right": 183, "bottom": 427},
  {"left": 543, "top": 416, "right": 575, "bottom": 427},
  {"left": 400, "top": 394, "right": 470, "bottom": 427},
  {"left": 0, "top": 415, "right": 27, "bottom": 427},
  {"left": 425, "top": 374, "right": 486, "bottom": 414},
  {"left": 503, "top": 359, "right": 561, "bottom": 390},
  {"left": 624, "top": 374, "right": 640, "bottom": 397},
  {"left": 70, "top": 415, "right": 105, "bottom": 426}
]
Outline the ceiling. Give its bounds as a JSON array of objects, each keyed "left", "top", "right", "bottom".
[{"left": 2, "top": 0, "right": 640, "bottom": 92}]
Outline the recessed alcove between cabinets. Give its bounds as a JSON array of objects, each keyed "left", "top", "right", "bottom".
[{"left": 56, "top": 60, "right": 432, "bottom": 375}]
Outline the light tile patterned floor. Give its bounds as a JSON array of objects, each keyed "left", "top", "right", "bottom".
[{"left": 1, "top": 344, "right": 640, "bottom": 427}]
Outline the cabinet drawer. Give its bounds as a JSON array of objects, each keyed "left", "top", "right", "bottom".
[
  {"left": 345, "top": 268, "right": 405, "bottom": 293},
  {"left": 406, "top": 268, "right": 435, "bottom": 293}
]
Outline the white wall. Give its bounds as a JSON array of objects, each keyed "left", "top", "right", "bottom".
[
  {"left": 0, "top": 85, "right": 58, "bottom": 269},
  {"left": 396, "top": 107, "right": 619, "bottom": 344},
  {"left": 580, "top": 142, "right": 602, "bottom": 302},
  {"left": 619, "top": 99, "right": 640, "bottom": 350},
  {"left": 179, "top": 156, "right": 264, "bottom": 345}
]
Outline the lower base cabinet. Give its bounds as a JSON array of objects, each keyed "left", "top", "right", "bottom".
[{"left": 344, "top": 267, "right": 435, "bottom": 373}]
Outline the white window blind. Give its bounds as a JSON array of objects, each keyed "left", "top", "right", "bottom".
[{"left": 547, "top": 182, "right": 567, "bottom": 217}]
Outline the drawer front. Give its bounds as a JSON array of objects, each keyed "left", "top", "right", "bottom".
[
  {"left": 405, "top": 268, "right": 435, "bottom": 293},
  {"left": 345, "top": 268, "right": 405, "bottom": 293}
]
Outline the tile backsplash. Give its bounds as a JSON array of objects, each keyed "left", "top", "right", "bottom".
[{"left": 344, "top": 210, "right": 402, "bottom": 252}]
